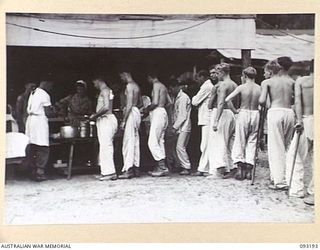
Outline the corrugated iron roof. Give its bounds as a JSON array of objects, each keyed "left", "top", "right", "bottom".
[{"left": 218, "top": 33, "right": 314, "bottom": 62}]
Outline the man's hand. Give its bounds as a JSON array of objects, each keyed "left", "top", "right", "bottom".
[
  {"left": 89, "top": 114, "right": 96, "bottom": 121},
  {"left": 212, "top": 121, "right": 218, "bottom": 131},
  {"left": 120, "top": 121, "right": 126, "bottom": 130},
  {"left": 172, "top": 127, "right": 179, "bottom": 134},
  {"left": 294, "top": 122, "right": 304, "bottom": 133}
]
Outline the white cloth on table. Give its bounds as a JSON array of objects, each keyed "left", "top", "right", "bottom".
[
  {"left": 267, "top": 108, "right": 295, "bottom": 185},
  {"left": 232, "top": 109, "right": 259, "bottom": 165},
  {"left": 96, "top": 114, "right": 118, "bottom": 175},
  {"left": 148, "top": 107, "right": 168, "bottom": 161},
  {"left": 6, "top": 132, "right": 29, "bottom": 158},
  {"left": 6, "top": 114, "right": 19, "bottom": 132},
  {"left": 25, "top": 88, "right": 51, "bottom": 146},
  {"left": 286, "top": 115, "right": 313, "bottom": 196},
  {"left": 208, "top": 109, "right": 235, "bottom": 173},
  {"left": 122, "top": 107, "right": 141, "bottom": 171}
]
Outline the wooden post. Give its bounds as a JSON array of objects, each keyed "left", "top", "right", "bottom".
[{"left": 241, "top": 49, "right": 251, "bottom": 68}]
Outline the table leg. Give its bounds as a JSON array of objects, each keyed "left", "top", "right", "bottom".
[{"left": 67, "top": 143, "right": 75, "bottom": 180}]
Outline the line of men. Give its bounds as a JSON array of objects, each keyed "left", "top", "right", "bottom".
[{"left": 23, "top": 59, "right": 314, "bottom": 205}]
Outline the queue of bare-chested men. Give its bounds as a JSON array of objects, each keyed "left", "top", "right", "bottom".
[{"left": 90, "top": 57, "right": 314, "bottom": 205}]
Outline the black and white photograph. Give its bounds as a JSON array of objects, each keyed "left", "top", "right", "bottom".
[{"left": 5, "top": 13, "right": 315, "bottom": 225}]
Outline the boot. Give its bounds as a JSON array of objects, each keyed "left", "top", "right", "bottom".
[
  {"left": 118, "top": 167, "right": 135, "bottom": 179},
  {"left": 245, "top": 164, "right": 253, "bottom": 180},
  {"left": 133, "top": 166, "right": 140, "bottom": 177},
  {"left": 150, "top": 159, "right": 169, "bottom": 177},
  {"left": 235, "top": 162, "right": 246, "bottom": 180},
  {"left": 222, "top": 168, "right": 237, "bottom": 179},
  {"left": 179, "top": 169, "right": 191, "bottom": 175}
]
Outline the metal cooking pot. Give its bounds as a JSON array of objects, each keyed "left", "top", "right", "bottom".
[{"left": 60, "top": 126, "right": 78, "bottom": 138}]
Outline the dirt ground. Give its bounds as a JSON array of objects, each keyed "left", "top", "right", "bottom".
[{"left": 5, "top": 150, "right": 314, "bottom": 225}]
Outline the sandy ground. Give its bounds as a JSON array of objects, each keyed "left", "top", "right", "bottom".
[{"left": 5, "top": 150, "right": 314, "bottom": 225}]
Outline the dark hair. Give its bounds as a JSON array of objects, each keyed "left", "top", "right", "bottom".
[
  {"left": 277, "top": 56, "right": 293, "bottom": 71},
  {"left": 243, "top": 67, "right": 257, "bottom": 80},
  {"left": 208, "top": 64, "right": 216, "bottom": 71},
  {"left": 265, "top": 60, "right": 281, "bottom": 75},
  {"left": 197, "top": 69, "right": 209, "bottom": 78},
  {"left": 92, "top": 76, "right": 105, "bottom": 82},
  {"left": 216, "top": 63, "right": 230, "bottom": 75},
  {"left": 310, "top": 59, "right": 314, "bottom": 73}
]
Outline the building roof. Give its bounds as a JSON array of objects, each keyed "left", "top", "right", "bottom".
[
  {"left": 6, "top": 14, "right": 256, "bottom": 49},
  {"left": 218, "top": 33, "right": 314, "bottom": 62}
]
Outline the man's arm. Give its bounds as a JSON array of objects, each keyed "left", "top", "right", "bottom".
[
  {"left": 44, "top": 105, "right": 58, "bottom": 118},
  {"left": 259, "top": 80, "right": 268, "bottom": 106},
  {"left": 192, "top": 81, "right": 211, "bottom": 106},
  {"left": 207, "top": 85, "right": 217, "bottom": 109},
  {"left": 225, "top": 86, "right": 241, "bottom": 114},
  {"left": 90, "top": 89, "right": 110, "bottom": 120},
  {"left": 173, "top": 96, "right": 189, "bottom": 130},
  {"left": 15, "top": 96, "right": 24, "bottom": 120},
  {"left": 147, "top": 85, "right": 159, "bottom": 112},
  {"left": 212, "top": 85, "right": 227, "bottom": 131},
  {"left": 123, "top": 86, "right": 133, "bottom": 124}
]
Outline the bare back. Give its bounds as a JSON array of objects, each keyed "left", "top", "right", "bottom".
[
  {"left": 126, "top": 82, "right": 141, "bottom": 107},
  {"left": 217, "top": 79, "right": 237, "bottom": 109},
  {"left": 239, "top": 83, "right": 261, "bottom": 110},
  {"left": 266, "top": 75, "right": 294, "bottom": 108},
  {"left": 298, "top": 75, "right": 314, "bottom": 116},
  {"left": 152, "top": 82, "right": 169, "bottom": 108}
]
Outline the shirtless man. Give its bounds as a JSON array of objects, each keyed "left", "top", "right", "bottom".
[
  {"left": 210, "top": 63, "right": 238, "bottom": 178},
  {"left": 146, "top": 73, "right": 171, "bottom": 177},
  {"left": 225, "top": 67, "right": 261, "bottom": 180},
  {"left": 118, "top": 72, "right": 142, "bottom": 179},
  {"left": 259, "top": 60, "right": 295, "bottom": 190},
  {"left": 91, "top": 77, "right": 118, "bottom": 181},
  {"left": 286, "top": 59, "right": 314, "bottom": 204}
]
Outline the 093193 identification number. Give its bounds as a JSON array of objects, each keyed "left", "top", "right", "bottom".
[{"left": 300, "top": 244, "right": 319, "bottom": 248}]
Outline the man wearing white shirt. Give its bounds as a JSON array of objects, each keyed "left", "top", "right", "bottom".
[
  {"left": 25, "top": 81, "right": 55, "bottom": 181},
  {"left": 171, "top": 82, "right": 192, "bottom": 175},
  {"left": 191, "top": 70, "right": 213, "bottom": 176}
]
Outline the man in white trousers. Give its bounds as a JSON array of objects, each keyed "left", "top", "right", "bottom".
[
  {"left": 118, "top": 71, "right": 142, "bottom": 179},
  {"left": 210, "top": 63, "right": 237, "bottom": 178},
  {"left": 91, "top": 78, "right": 118, "bottom": 181},
  {"left": 25, "top": 81, "right": 56, "bottom": 181},
  {"left": 171, "top": 82, "right": 192, "bottom": 175},
  {"left": 145, "top": 73, "right": 171, "bottom": 177},
  {"left": 225, "top": 67, "right": 261, "bottom": 180},
  {"left": 286, "top": 59, "right": 314, "bottom": 204},
  {"left": 259, "top": 60, "right": 295, "bottom": 190},
  {"left": 191, "top": 70, "right": 213, "bottom": 176}
]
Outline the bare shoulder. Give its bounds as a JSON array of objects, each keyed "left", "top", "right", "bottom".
[
  {"left": 101, "top": 88, "right": 110, "bottom": 97},
  {"left": 261, "top": 79, "right": 271, "bottom": 87}
]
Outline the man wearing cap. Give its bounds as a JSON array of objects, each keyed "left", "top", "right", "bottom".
[
  {"left": 25, "top": 81, "right": 56, "bottom": 181},
  {"left": 225, "top": 67, "right": 261, "bottom": 180},
  {"left": 56, "top": 80, "right": 92, "bottom": 126},
  {"left": 118, "top": 71, "right": 142, "bottom": 179},
  {"left": 171, "top": 81, "right": 192, "bottom": 175},
  {"left": 259, "top": 60, "right": 295, "bottom": 190},
  {"left": 191, "top": 70, "right": 213, "bottom": 176},
  {"left": 210, "top": 63, "right": 238, "bottom": 178}
]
